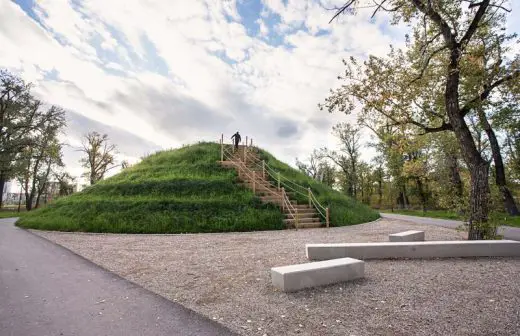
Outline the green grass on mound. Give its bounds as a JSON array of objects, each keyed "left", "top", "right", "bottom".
[
  {"left": 257, "top": 148, "right": 379, "bottom": 226},
  {"left": 17, "top": 142, "right": 378, "bottom": 233}
]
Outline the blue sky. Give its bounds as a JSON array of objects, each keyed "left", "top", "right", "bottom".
[{"left": 1, "top": 0, "right": 519, "bottom": 182}]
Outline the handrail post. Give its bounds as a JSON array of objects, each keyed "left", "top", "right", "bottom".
[
  {"left": 295, "top": 208, "right": 299, "bottom": 230},
  {"left": 252, "top": 171, "right": 256, "bottom": 194},
  {"left": 326, "top": 207, "right": 330, "bottom": 228},
  {"left": 277, "top": 172, "right": 280, "bottom": 191},
  {"left": 250, "top": 138, "right": 253, "bottom": 147},
  {"left": 245, "top": 136, "right": 248, "bottom": 153},
  {"left": 281, "top": 187, "right": 285, "bottom": 211},
  {"left": 262, "top": 160, "right": 265, "bottom": 179},
  {"left": 308, "top": 187, "right": 312, "bottom": 208},
  {"left": 220, "top": 133, "right": 224, "bottom": 161}
]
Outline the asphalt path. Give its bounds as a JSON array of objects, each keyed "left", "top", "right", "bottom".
[
  {"left": 381, "top": 212, "right": 520, "bottom": 241},
  {"left": 0, "top": 218, "right": 236, "bottom": 336}
]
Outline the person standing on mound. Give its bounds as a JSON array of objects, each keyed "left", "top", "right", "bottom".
[{"left": 231, "top": 131, "right": 241, "bottom": 150}]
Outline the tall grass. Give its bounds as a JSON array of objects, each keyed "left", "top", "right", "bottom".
[{"left": 17, "top": 142, "right": 379, "bottom": 233}]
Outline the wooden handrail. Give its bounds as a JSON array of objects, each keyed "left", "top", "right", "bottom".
[{"left": 221, "top": 139, "right": 328, "bottom": 228}]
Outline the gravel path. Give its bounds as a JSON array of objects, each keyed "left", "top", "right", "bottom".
[{"left": 32, "top": 219, "right": 520, "bottom": 336}]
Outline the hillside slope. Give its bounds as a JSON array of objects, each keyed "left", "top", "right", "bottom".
[{"left": 17, "top": 142, "right": 378, "bottom": 233}]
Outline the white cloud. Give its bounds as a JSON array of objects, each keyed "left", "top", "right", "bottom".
[{"left": 0, "top": 0, "right": 468, "bottom": 179}]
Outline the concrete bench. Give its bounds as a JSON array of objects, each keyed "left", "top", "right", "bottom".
[
  {"left": 271, "top": 257, "right": 364, "bottom": 292},
  {"left": 389, "top": 230, "right": 424, "bottom": 242},
  {"left": 306, "top": 240, "right": 520, "bottom": 261}
]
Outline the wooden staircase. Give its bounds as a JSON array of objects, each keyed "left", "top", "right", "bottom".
[{"left": 221, "top": 145, "right": 324, "bottom": 229}]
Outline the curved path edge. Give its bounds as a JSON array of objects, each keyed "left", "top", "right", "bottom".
[
  {"left": 380, "top": 212, "right": 520, "bottom": 241},
  {"left": 0, "top": 218, "right": 236, "bottom": 336}
]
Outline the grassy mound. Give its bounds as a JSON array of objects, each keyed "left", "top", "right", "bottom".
[
  {"left": 17, "top": 142, "right": 379, "bottom": 233},
  {"left": 257, "top": 149, "right": 379, "bottom": 226}
]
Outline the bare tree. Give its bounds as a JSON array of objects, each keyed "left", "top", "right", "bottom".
[
  {"left": 79, "top": 132, "right": 118, "bottom": 185},
  {"left": 296, "top": 149, "right": 321, "bottom": 179}
]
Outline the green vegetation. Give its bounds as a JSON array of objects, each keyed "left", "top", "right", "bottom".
[
  {"left": 500, "top": 216, "right": 520, "bottom": 228},
  {"left": 17, "top": 142, "right": 378, "bottom": 233},
  {"left": 380, "top": 209, "right": 461, "bottom": 220},
  {"left": 258, "top": 149, "right": 379, "bottom": 226},
  {"left": 0, "top": 210, "right": 25, "bottom": 219},
  {"left": 380, "top": 209, "right": 520, "bottom": 228}
]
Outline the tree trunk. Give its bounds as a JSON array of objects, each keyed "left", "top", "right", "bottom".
[
  {"left": 17, "top": 187, "right": 22, "bottom": 212},
  {"left": 467, "top": 163, "right": 493, "bottom": 239},
  {"left": 415, "top": 178, "right": 427, "bottom": 213},
  {"left": 446, "top": 153, "right": 463, "bottom": 199},
  {"left": 25, "top": 194, "right": 33, "bottom": 211},
  {"left": 396, "top": 189, "right": 408, "bottom": 209},
  {"left": 0, "top": 171, "right": 5, "bottom": 208},
  {"left": 377, "top": 180, "right": 383, "bottom": 209},
  {"left": 35, "top": 192, "right": 41, "bottom": 209},
  {"left": 477, "top": 107, "right": 519, "bottom": 216},
  {"left": 445, "top": 47, "right": 492, "bottom": 240},
  {"left": 25, "top": 180, "right": 34, "bottom": 211}
]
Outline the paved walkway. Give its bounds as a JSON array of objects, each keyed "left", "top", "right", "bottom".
[
  {"left": 381, "top": 213, "right": 520, "bottom": 241},
  {"left": 0, "top": 218, "right": 235, "bottom": 336}
]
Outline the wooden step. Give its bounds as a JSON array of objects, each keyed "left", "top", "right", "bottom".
[
  {"left": 286, "top": 208, "right": 316, "bottom": 214},
  {"left": 261, "top": 196, "right": 296, "bottom": 205},
  {"left": 294, "top": 204, "right": 312, "bottom": 209},
  {"left": 287, "top": 212, "right": 318, "bottom": 219},
  {"left": 240, "top": 181, "right": 274, "bottom": 189},
  {"left": 261, "top": 196, "right": 282, "bottom": 201},
  {"left": 284, "top": 217, "right": 321, "bottom": 223},
  {"left": 240, "top": 177, "right": 270, "bottom": 184}
]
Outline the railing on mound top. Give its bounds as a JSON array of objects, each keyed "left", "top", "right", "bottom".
[{"left": 219, "top": 134, "right": 329, "bottom": 228}]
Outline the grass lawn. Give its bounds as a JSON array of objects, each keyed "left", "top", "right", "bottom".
[
  {"left": 17, "top": 142, "right": 379, "bottom": 233},
  {"left": 0, "top": 210, "right": 25, "bottom": 219},
  {"left": 380, "top": 209, "right": 520, "bottom": 228}
]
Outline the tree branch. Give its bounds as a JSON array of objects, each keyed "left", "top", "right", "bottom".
[
  {"left": 461, "top": 69, "right": 520, "bottom": 116},
  {"left": 410, "top": 0, "right": 456, "bottom": 47},
  {"left": 460, "top": 0, "right": 490, "bottom": 49},
  {"left": 410, "top": 44, "right": 449, "bottom": 83},
  {"left": 329, "top": 0, "right": 356, "bottom": 23}
]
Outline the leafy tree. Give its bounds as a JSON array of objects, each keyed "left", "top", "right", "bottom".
[
  {"left": 402, "top": 135, "right": 432, "bottom": 212},
  {"left": 432, "top": 133, "right": 466, "bottom": 211},
  {"left": 317, "top": 161, "right": 337, "bottom": 188},
  {"left": 79, "top": 132, "right": 118, "bottom": 185},
  {"left": 54, "top": 171, "right": 76, "bottom": 196},
  {"left": 0, "top": 70, "right": 39, "bottom": 207},
  {"left": 495, "top": 105, "right": 520, "bottom": 181},
  {"left": 361, "top": 115, "right": 410, "bottom": 209},
  {"left": 15, "top": 106, "right": 66, "bottom": 210},
  {"left": 356, "top": 161, "right": 374, "bottom": 204},
  {"left": 324, "top": 0, "right": 519, "bottom": 239},
  {"left": 321, "top": 122, "right": 361, "bottom": 198},
  {"left": 371, "top": 155, "right": 385, "bottom": 209}
]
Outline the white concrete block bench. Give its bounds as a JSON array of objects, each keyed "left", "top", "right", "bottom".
[
  {"left": 306, "top": 240, "right": 520, "bottom": 261},
  {"left": 271, "top": 257, "right": 364, "bottom": 292},
  {"left": 389, "top": 230, "right": 424, "bottom": 242}
]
